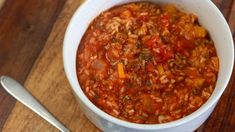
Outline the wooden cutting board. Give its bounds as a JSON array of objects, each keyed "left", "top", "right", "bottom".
[
  {"left": 0, "top": 0, "right": 234, "bottom": 132},
  {"left": 1, "top": 0, "right": 99, "bottom": 131}
]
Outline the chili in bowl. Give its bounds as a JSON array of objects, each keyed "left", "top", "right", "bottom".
[{"left": 63, "top": 0, "right": 234, "bottom": 131}]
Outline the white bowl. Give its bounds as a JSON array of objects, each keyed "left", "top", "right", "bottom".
[{"left": 63, "top": 0, "right": 234, "bottom": 131}]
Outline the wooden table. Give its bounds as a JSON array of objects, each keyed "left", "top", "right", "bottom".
[{"left": 0, "top": 0, "right": 234, "bottom": 131}]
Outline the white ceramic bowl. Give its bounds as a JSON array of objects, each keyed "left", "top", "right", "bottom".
[{"left": 63, "top": 0, "right": 234, "bottom": 131}]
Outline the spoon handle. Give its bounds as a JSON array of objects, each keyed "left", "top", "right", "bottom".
[{"left": 0, "top": 76, "right": 70, "bottom": 132}]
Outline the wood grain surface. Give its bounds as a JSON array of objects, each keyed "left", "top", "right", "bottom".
[
  {"left": 2, "top": 0, "right": 99, "bottom": 131},
  {"left": 0, "top": 0, "right": 66, "bottom": 130},
  {"left": 0, "top": 0, "right": 234, "bottom": 132}
]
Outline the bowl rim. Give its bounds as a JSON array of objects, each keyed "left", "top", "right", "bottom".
[{"left": 63, "top": 0, "right": 234, "bottom": 130}]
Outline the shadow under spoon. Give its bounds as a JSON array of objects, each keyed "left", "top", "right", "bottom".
[{"left": 0, "top": 76, "right": 70, "bottom": 132}]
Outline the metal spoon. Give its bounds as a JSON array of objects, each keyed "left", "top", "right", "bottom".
[{"left": 0, "top": 76, "right": 70, "bottom": 132}]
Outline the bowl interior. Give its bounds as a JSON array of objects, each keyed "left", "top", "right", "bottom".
[{"left": 63, "top": 0, "right": 234, "bottom": 129}]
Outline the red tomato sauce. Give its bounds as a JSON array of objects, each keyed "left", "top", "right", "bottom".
[{"left": 76, "top": 2, "right": 219, "bottom": 124}]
